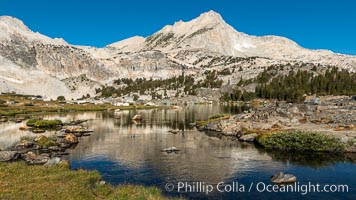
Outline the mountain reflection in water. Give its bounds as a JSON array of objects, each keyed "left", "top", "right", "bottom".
[{"left": 0, "top": 104, "right": 355, "bottom": 199}]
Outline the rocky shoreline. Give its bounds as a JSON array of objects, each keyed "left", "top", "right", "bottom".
[
  {"left": 0, "top": 119, "right": 92, "bottom": 165},
  {"left": 196, "top": 96, "right": 356, "bottom": 152}
]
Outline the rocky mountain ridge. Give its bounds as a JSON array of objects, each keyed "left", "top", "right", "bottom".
[{"left": 0, "top": 11, "right": 355, "bottom": 99}]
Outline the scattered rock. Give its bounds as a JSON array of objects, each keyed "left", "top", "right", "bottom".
[
  {"left": 82, "top": 132, "right": 92, "bottom": 136},
  {"left": 132, "top": 115, "right": 143, "bottom": 121},
  {"left": 64, "top": 133, "right": 79, "bottom": 144},
  {"left": 44, "top": 157, "right": 61, "bottom": 167},
  {"left": 56, "top": 131, "right": 67, "bottom": 138},
  {"left": 48, "top": 146, "right": 62, "bottom": 151},
  {"left": 67, "top": 120, "right": 88, "bottom": 126},
  {"left": 0, "top": 117, "right": 8, "bottom": 123},
  {"left": 64, "top": 126, "right": 93, "bottom": 134},
  {"left": 13, "top": 118, "right": 24, "bottom": 123},
  {"left": 0, "top": 151, "right": 19, "bottom": 162},
  {"left": 19, "top": 126, "right": 31, "bottom": 131},
  {"left": 168, "top": 130, "right": 180, "bottom": 134},
  {"left": 15, "top": 140, "right": 34, "bottom": 149},
  {"left": 189, "top": 123, "right": 196, "bottom": 127},
  {"left": 271, "top": 172, "right": 297, "bottom": 184},
  {"left": 24, "top": 151, "right": 37, "bottom": 162},
  {"left": 35, "top": 135, "right": 58, "bottom": 148},
  {"left": 161, "top": 147, "right": 180, "bottom": 153},
  {"left": 32, "top": 128, "right": 45, "bottom": 133},
  {"left": 29, "top": 154, "right": 50, "bottom": 165},
  {"left": 239, "top": 133, "right": 258, "bottom": 142}
]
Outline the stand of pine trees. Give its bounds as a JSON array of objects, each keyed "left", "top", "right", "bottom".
[
  {"left": 97, "top": 71, "right": 223, "bottom": 98},
  {"left": 223, "top": 67, "right": 356, "bottom": 103},
  {"left": 255, "top": 67, "right": 356, "bottom": 102}
]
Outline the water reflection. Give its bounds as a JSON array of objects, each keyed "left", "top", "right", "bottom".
[
  {"left": 256, "top": 147, "right": 356, "bottom": 169},
  {"left": 0, "top": 104, "right": 355, "bottom": 199}
]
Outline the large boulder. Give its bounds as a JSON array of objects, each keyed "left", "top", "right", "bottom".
[
  {"left": 0, "top": 151, "right": 19, "bottom": 162},
  {"left": 271, "top": 172, "right": 297, "bottom": 184},
  {"left": 44, "top": 157, "right": 61, "bottom": 167},
  {"left": 23, "top": 151, "right": 37, "bottom": 162},
  {"left": 29, "top": 154, "right": 50, "bottom": 165},
  {"left": 15, "top": 140, "right": 34, "bottom": 149},
  {"left": 239, "top": 133, "right": 258, "bottom": 142},
  {"left": 35, "top": 135, "right": 58, "bottom": 148},
  {"left": 64, "top": 133, "right": 79, "bottom": 144}
]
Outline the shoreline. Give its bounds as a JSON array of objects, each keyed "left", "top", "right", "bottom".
[
  {"left": 0, "top": 161, "right": 179, "bottom": 200},
  {"left": 195, "top": 96, "right": 356, "bottom": 153}
]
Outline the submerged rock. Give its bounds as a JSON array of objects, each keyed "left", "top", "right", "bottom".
[
  {"left": 32, "top": 128, "right": 46, "bottom": 134},
  {"left": 168, "top": 130, "right": 180, "bottom": 134},
  {"left": 0, "top": 117, "right": 8, "bottom": 123},
  {"left": 19, "top": 126, "right": 31, "bottom": 131},
  {"left": 161, "top": 147, "right": 180, "bottom": 153},
  {"left": 64, "top": 126, "right": 93, "bottom": 134},
  {"left": 132, "top": 115, "right": 143, "bottom": 121},
  {"left": 271, "top": 172, "right": 297, "bottom": 184}
]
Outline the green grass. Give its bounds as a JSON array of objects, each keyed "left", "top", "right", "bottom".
[
  {"left": 208, "top": 114, "right": 227, "bottom": 120},
  {"left": 196, "top": 114, "right": 230, "bottom": 126},
  {"left": 35, "top": 119, "right": 62, "bottom": 128},
  {"left": 256, "top": 131, "right": 347, "bottom": 152},
  {"left": 0, "top": 162, "right": 180, "bottom": 200}
]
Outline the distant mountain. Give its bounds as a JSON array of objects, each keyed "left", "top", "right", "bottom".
[{"left": 0, "top": 11, "right": 355, "bottom": 99}]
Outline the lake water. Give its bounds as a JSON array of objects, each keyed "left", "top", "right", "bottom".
[{"left": 1, "top": 104, "right": 355, "bottom": 199}]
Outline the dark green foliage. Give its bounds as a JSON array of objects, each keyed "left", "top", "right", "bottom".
[
  {"left": 99, "top": 72, "right": 223, "bottom": 98},
  {"left": 57, "top": 96, "right": 65, "bottom": 101},
  {"left": 187, "top": 28, "right": 213, "bottom": 39},
  {"left": 255, "top": 67, "right": 356, "bottom": 102},
  {"left": 225, "top": 66, "right": 355, "bottom": 102},
  {"left": 256, "top": 131, "right": 347, "bottom": 152},
  {"left": 218, "top": 68, "right": 232, "bottom": 75}
]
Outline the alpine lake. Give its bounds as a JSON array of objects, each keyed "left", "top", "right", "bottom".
[{"left": 1, "top": 104, "right": 355, "bottom": 200}]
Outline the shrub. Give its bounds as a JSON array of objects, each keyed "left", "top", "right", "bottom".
[
  {"left": 57, "top": 96, "right": 66, "bottom": 101},
  {"left": 256, "top": 131, "right": 346, "bottom": 152}
]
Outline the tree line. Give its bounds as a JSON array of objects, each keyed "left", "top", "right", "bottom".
[{"left": 223, "top": 67, "right": 356, "bottom": 103}]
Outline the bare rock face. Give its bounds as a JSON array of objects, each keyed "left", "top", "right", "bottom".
[{"left": 1, "top": 12, "right": 356, "bottom": 99}]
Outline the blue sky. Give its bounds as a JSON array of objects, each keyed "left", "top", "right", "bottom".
[{"left": 0, "top": 0, "right": 355, "bottom": 55}]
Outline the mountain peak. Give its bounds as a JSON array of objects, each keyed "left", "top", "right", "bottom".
[
  {"left": 0, "top": 16, "right": 30, "bottom": 32},
  {"left": 196, "top": 10, "right": 224, "bottom": 24}
]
